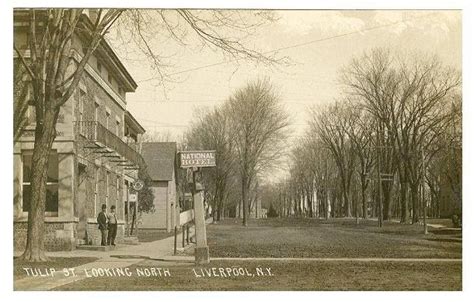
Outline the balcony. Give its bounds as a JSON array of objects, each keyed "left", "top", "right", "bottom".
[{"left": 75, "top": 121, "right": 144, "bottom": 169}]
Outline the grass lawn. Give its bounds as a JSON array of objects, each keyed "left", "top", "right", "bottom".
[
  {"left": 55, "top": 218, "right": 462, "bottom": 291},
  {"left": 197, "top": 218, "right": 462, "bottom": 259},
  {"left": 56, "top": 259, "right": 461, "bottom": 291},
  {"left": 14, "top": 257, "right": 98, "bottom": 281},
  {"left": 24, "top": 218, "right": 462, "bottom": 290}
]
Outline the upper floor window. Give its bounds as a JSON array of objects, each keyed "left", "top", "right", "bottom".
[
  {"left": 27, "top": 99, "right": 36, "bottom": 125},
  {"left": 116, "top": 120, "right": 121, "bottom": 137},
  {"left": 106, "top": 111, "right": 111, "bottom": 130},
  {"left": 79, "top": 91, "right": 85, "bottom": 121},
  {"left": 108, "top": 74, "right": 113, "bottom": 84},
  {"left": 14, "top": 31, "right": 29, "bottom": 49},
  {"left": 22, "top": 151, "right": 59, "bottom": 215},
  {"left": 97, "top": 62, "right": 102, "bottom": 74},
  {"left": 94, "top": 102, "right": 100, "bottom": 122}
]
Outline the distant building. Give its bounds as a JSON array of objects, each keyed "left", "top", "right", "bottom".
[
  {"left": 237, "top": 197, "right": 264, "bottom": 219},
  {"left": 13, "top": 10, "right": 145, "bottom": 251},
  {"left": 140, "top": 142, "right": 180, "bottom": 232}
]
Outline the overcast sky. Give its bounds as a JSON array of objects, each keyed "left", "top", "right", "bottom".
[{"left": 109, "top": 10, "right": 461, "bottom": 142}]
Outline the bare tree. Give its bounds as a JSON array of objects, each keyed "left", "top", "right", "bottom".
[
  {"left": 341, "top": 48, "right": 461, "bottom": 223},
  {"left": 14, "top": 9, "right": 123, "bottom": 261},
  {"left": 185, "top": 107, "right": 237, "bottom": 222},
  {"left": 225, "top": 80, "right": 289, "bottom": 226},
  {"left": 344, "top": 105, "right": 376, "bottom": 219},
  {"left": 141, "top": 130, "right": 175, "bottom": 142},
  {"left": 13, "top": 8, "right": 282, "bottom": 261},
  {"left": 310, "top": 101, "right": 356, "bottom": 218},
  {"left": 13, "top": 61, "right": 31, "bottom": 141}
]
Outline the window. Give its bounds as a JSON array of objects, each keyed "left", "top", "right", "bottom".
[
  {"left": 116, "top": 120, "right": 121, "bottom": 137},
  {"left": 118, "top": 87, "right": 123, "bottom": 95},
  {"left": 106, "top": 112, "right": 110, "bottom": 130},
  {"left": 97, "top": 62, "right": 102, "bottom": 73},
  {"left": 27, "top": 100, "right": 36, "bottom": 125},
  {"left": 78, "top": 91, "right": 85, "bottom": 135},
  {"left": 94, "top": 102, "right": 100, "bottom": 122},
  {"left": 24, "top": 83, "right": 35, "bottom": 124},
  {"left": 108, "top": 74, "right": 113, "bottom": 84},
  {"left": 22, "top": 151, "right": 59, "bottom": 214},
  {"left": 79, "top": 91, "right": 85, "bottom": 122}
]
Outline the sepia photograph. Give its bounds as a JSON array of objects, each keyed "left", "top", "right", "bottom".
[{"left": 5, "top": 0, "right": 467, "bottom": 295}]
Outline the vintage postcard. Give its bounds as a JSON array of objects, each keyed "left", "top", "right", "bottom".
[{"left": 9, "top": 4, "right": 462, "bottom": 293}]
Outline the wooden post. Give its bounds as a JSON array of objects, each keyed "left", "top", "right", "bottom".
[
  {"left": 173, "top": 226, "right": 178, "bottom": 255},
  {"left": 193, "top": 168, "right": 210, "bottom": 264},
  {"left": 182, "top": 225, "right": 186, "bottom": 247},
  {"left": 186, "top": 224, "right": 190, "bottom": 244}
]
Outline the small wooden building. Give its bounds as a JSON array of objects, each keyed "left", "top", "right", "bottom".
[{"left": 140, "top": 142, "right": 179, "bottom": 232}]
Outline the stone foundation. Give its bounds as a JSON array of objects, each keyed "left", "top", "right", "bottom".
[
  {"left": 14, "top": 221, "right": 77, "bottom": 252},
  {"left": 85, "top": 220, "right": 125, "bottom": 245}
]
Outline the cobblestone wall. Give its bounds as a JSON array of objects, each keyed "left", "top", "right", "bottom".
[
  {"left": 14, "top": 221, "right": 77, "bottom": 252},
  {"left": 85, "top": 222, "right": 125, "bottom": 245}
]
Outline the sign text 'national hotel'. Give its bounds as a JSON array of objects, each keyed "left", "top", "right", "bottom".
[{"left": 179, "top": 151, "right": 216, "bottom": 168}]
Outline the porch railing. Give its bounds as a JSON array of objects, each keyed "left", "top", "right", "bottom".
[{"left": 75, "top": 121, "right": 144, "bottom": 168}]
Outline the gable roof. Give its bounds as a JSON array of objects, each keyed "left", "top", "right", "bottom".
[{"left": 141, "top": 142, "right": 177, "bottom": 181}]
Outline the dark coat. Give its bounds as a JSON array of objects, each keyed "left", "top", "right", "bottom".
[{"left": 97, "top": 211, "right": 107, "bottom": 230}]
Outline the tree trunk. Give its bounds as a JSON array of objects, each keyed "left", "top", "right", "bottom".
[
  {"left": 20, "top": 110, "right": 58, "bottom": 262},
  {"left": 382, "top": 181, "right": 393, "bottom": 221},
  {"left": 325, "top": 189, "right": 329, "bottom": 219},
  {"left": 242, "top": 175, "right": 249, "bottom": 226},
  {"left": 361, "top": 186, "right": 368, "bottom": 219},
  {"left": 400, "top": 181, "right": 409, "bottom": 223},
  {"left": 344, "top": 189, "right": 352, "bottom": 218},
  {"left": 411, "top": 183, "right": 420, "bottom": 224},
  {"left": 216, "top": 192, "right": 223, "bottom": 221}
]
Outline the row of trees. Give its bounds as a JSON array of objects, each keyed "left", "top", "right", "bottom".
[
  {"left": 183, "top": 80, "right": 289, "bottom": 226},
  {"left": 267, "top": 49, "right": 461, "bottom": 225}
]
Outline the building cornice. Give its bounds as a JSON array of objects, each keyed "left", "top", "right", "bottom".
[
  {"left": 13, "top": 50, "right": 130, "bottom": 112},
  {"left": 71, "top": 50, "right": 127, "bottom": 110}
]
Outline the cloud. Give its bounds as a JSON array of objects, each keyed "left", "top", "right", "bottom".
[
  {"left": 372, "top": 11, "right": 461, "bottom": 40},
  {"left": 278, "top": 11, "right": 366, "bottom": 36}
]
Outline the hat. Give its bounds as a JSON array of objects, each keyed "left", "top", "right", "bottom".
[
  {"left": 101, "top": 204, "right": 107, "bottom": 210},
  {"left": 111, "top": 205, "right": 116, "bottom": 210}
]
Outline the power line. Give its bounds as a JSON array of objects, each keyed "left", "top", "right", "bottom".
[{"left": 136, "top": 12, "right": 438, "bottom": 84}]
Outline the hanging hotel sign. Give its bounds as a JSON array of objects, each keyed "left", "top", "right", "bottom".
[{"left": 179, "top": 150, "right": 216, "bottom": 168}]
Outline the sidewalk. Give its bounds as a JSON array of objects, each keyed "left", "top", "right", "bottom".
[{"left": 14, "top": 224, "right": 199, "bottom": 290}]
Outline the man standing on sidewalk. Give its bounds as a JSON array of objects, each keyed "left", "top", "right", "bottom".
[
  {"left": 97, "top": 204, "right": 108, "bottom": 246},
  {"left": 107, "top": 205, "right": 118, "bottom": 246}
]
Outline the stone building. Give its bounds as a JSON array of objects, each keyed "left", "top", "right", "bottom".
[{"left": 13, "top": 10, "right": 145, "bottom": 251}]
